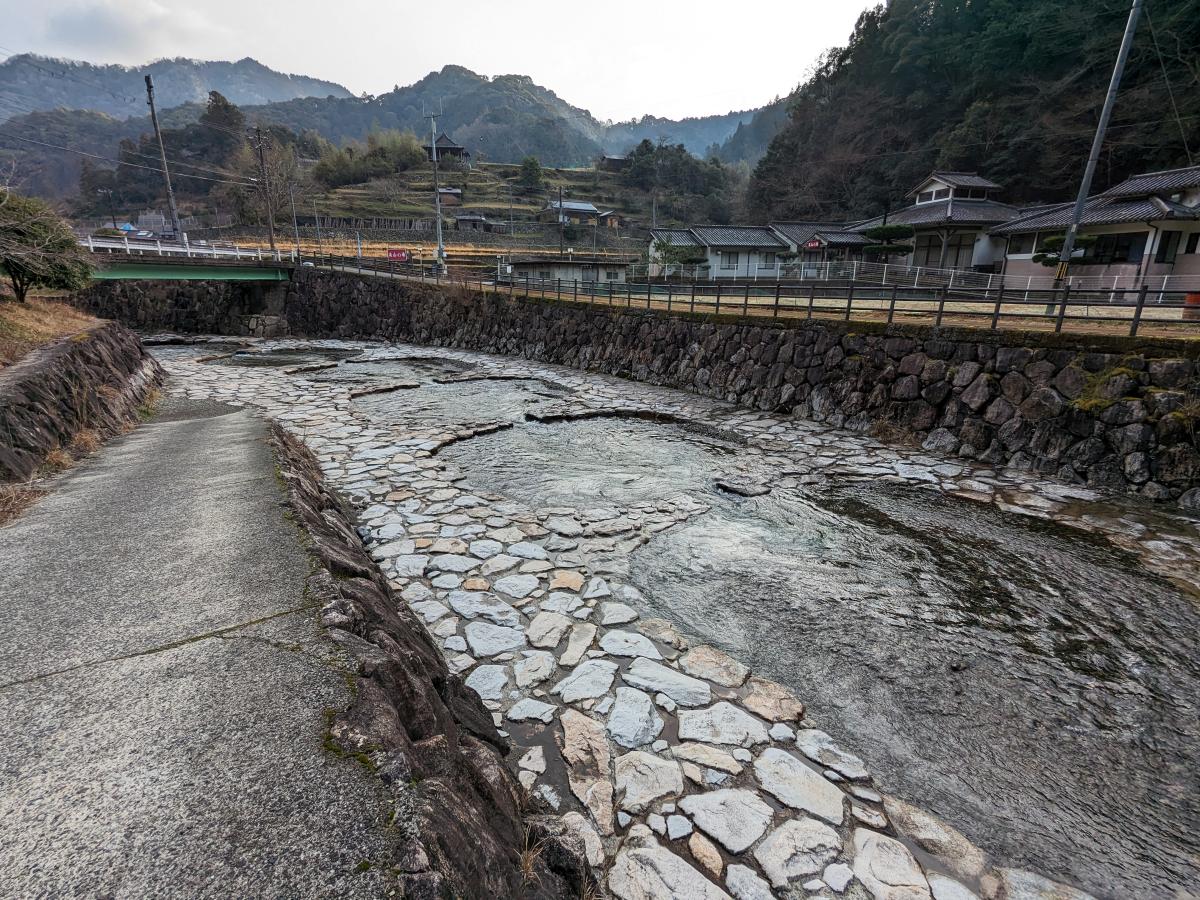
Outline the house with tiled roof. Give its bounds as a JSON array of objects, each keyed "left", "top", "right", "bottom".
[
  {"left": 770, "top": 222, "right": 870, "bottom": 264},
  {"left": 993, "top": 164, "right": 1200, "bottom": 281},
  {"left": 423, "top": 132, "right": 470, "bottom": 162},
  {"left": 851, "top": 172, "right": 1018, "bottom": 271}
]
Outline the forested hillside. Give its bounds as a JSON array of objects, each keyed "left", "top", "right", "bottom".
[
  {"left": 749, "top": 0, "right": 1200, "bottom": 221},
  {"left": 0, "top": 54, "right": 350, "bottom": 123}
]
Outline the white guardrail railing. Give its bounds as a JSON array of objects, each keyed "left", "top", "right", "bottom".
[{"left": 83, "top": 235, "right": 298, "bottom": 262}]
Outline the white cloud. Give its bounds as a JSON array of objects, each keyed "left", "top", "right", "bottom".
[{"left": 41, "top": 0, "right": 229, "bottom": 60}]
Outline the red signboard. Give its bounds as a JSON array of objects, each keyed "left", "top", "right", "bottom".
[
  {"left": 387, "top": 248, "right": 410, "bottom": 261},
  {"left": 804, "top": 238, "right": 822, "bottom": 250}
]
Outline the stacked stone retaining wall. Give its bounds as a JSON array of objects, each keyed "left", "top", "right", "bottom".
[
  {"left": 0, "top": 322, "right": 163, "bottom": 482},
  {"left": 73, "top": 273, "right": 1200, "bottom": 504}
]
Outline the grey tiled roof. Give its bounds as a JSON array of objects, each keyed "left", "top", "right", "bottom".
[
  {"left": 546, "top": 200, "right": 600, "bottom": 213},
  {"left": 690, "top": 225, "right": 786, "bottom": 248},
  {"left": 992, "top": 196, "right": 1200, "bottom": 234},
  {"left": 424, "top": 132, "right": 465, "bottom": 150},
  {"left": 906, "top": 171, "right": 1002, "bottom": 196},
  {"left": 770, "top": 222, "right": 868, "bottom": 247},
  {"left": 855, "top": 198, "right": 1018, "bottom": 229},
  {"left": 817, "top": 231, "right": 871, "bottom": 247},
  {"left": 649, "top": 228, "right": 702, "bottom": 247},
  {"left": 1100, "top": 165, "right": 1200, "bottom": 198}
]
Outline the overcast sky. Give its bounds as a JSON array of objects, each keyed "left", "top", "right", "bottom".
[{"left": 0, "top": 0, "right": 877, "bottom": 120}]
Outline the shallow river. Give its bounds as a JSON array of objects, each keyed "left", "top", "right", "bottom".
[
  {"left": 204, "top": 347, "right": 1200, "bottom": 897},
  {"left": 439, "top": 415, "right": 1200, "bottom": 900}
]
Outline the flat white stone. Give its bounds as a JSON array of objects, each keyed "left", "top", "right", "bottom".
[
  {"left": 540, "top": 592, "right": 585, "bottom": 615},
  {"left": 464, "top": 621, "right": 527, "bottom": 657},
  {"left": 513, "top": 650, "right": 556, "bottom": 687},
  {"left": 599, "top": 630, "right": 663, "bottom": 660},
  {"left": 506, "top": 698, "right": 558, "bottom": 723},
  {"left": 769, "top": 723, "right": 796, "bottom": 742},
  {"left": 480, "top": 554, "right": 520, "bottom": 575},
  {"left": 410, "top": 600, "right": 449, "bottom": 623},
  {"left": 607, "top": 687, "right": 665, "bottom": 749},
  {"left": 469, "top": 538, "right": 504, "bottom": 559},
  {"left": 824, "top": 862, "right": 855, "bottom": 893},
  {"left": 392, "top": 554, "right": 429, "bottom": 577},
  {"left": 608, "top": 847, "right": 733, "bottom": 900},
  {"left": 600, "top": 601, "right": 640, "bottom": 625},
  {"left": 852, "top": 828, "right": 931, "bottom": 900},
  {"left": 677, "top": 702, "right": 770, "bottom": 747},
  {"left": 493, "top": 573, "right": 540, "bottom": 599},
  {"left": 518, "top": 745, "right": 546, "bottom": 773},
  {"left": 795, "top": 729, "right": 869, "bottom": 780},
  {"left": 430, "top": 573, "right": 461, "bottom": 589},
  {"left": 927, "top": 874, "right": 979, "bottom": 900},
  {"left": 509, "top": 540, "right": 550, "bottom": 560},
  {"left": 444, "top": 635, "right": 467, "bottom": 652},
  {"left": 647, "top": 813, "right": 666, "bottom": 835},
  {"left": 725, "top": 865, "right": 775, "bottom": 900},
  {"left": 666, "top": 814, "right": 692, "bottom": 840},
  {"left": 754, "top": 747, "right": 845, "bottom": 824},
  {"left": 464, "top": 665, "right": 508, "bottom": 701},
  {"left": 582, "top": 577, "right": 611, "bottom": 599},
  {"left": 678, "top": 789, "right": 773, "bottom": 854},
  {"left": 430, "top": 553, "right": 480, "bottom": 573},
  {"left": 753, "top": 818, "right": 841, "bottom": 888},
  {"left": 679, "top": 645, "right": 750, "bottom": 687},
  {"left": 527, "top": 611, "right": 573, "bottom": 648},
  {"left": 447, "top": 591, "right": 520, "bottom": 627},
  {"left": 614, "top": 752, "right": 684, "bottom": 813},
  {"left": 560, "top": 623, "right": 597, "bottom": 666},
  {"left": 553, "top": 659, "right": 619, "bottom": 703},
  {"left": 672, "top": 743, "right": 743, "bottom": 775},
  {"left": 400, "top": 582, "right": 434, "bottom": 604},
  {"left": 447, "top": 653, "right": 475, "bottom": 675},
  {"left": 622, "top": 658, "right": 711, "bottom": 707},
  {"left": 546, "top": 516, "right": 583, "bottom": 537}
]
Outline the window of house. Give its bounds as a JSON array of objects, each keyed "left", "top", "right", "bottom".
[
  {"left": 1155, "top": 230, "right": 1183, "bottom": 264},
  {"left": 760, "top": 252, "right": 777, "bottom": 268},
  {"left": 1008, "top": 233, "right": 1036, "bottom": 255},
  {"left": 1081, "top": 232, "right": 1147, "bottom": 265},
  {"left": 913, "top": 234, "right": 941, "bottom": 267},
  {"left": 720, "top": 251, "right": 739, "bottom": 270},
  {"left": 933, "top": 188, "right": 951, "bottom": 200},
  {"left": 606, "top": 270, "right": 621, "bottom": 280},
  {"left": 912, "top": 232, "right": 975, "bottom": 268},
  {"left": 917, "top": 191, "right": 935, "bottom": 204},
  {"left": 1186, "top": 232, "right": 1200, "bottom": 255}
]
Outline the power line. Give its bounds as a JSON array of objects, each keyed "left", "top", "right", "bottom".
[
  {"left": 1144, "top": 3, "right": 1193, "bottom": 165},
  {"left": 0, "top": 133, "right": 258, "bottom": 188}
]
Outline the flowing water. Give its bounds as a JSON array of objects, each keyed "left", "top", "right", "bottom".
[{"left": 438, "top": 415, "right": 1200, "bottom": 900}]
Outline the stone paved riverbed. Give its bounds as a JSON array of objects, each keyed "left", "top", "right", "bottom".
[{"left": 155, "top": 337, "right": 1200, "bottom": 900}]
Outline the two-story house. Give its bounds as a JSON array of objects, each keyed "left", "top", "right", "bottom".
[{"left": 992, "top": 164, "right": 1200, "bottom": 282}]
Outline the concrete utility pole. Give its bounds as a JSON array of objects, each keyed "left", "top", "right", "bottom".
[
  {"left": 1057, "top": 0, "right": 1143, "bottom": 279},
  {"left": 288, "top": 182, "right": 301, "bottom": 259},
  {"left": 253, "top": 126, "right": 277, "bottom": 252},
  {"left": 426, "top": 113, "right": 446, "bottom": 273},
  {"left": 144, "top": 75, "right": 182, "bottom": 240}
]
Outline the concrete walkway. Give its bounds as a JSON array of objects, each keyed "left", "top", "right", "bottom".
[{"left": 0, "top": 399, "right": 391, "bottom": 898}]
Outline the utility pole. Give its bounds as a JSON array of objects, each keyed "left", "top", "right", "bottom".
[
  {"left": 97, "top": 188, "right": 118, "bottom": 231},
  {"left": 253, "top": 125, "right": 277, "bottom": 252},
  {"left": 426, "top": 112, "right": 446, "bottom": 273},
  {"left": 312, "top": 200, "right": 324, "bottom": 253},
  {"left": 1057, "top": 0, "right": 1143, "bottom": 280},
  {"left": 144, "top": 75, "right": 182, "bottom": 240},
  {"left": 558, "top": 184, "right": 565, "bottom": 257},
  {"left": 288, "top": 181, "right": 301, "bottom": 259}
]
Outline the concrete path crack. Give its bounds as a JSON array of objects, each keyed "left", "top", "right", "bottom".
[{"left": 0, "top": 604, "right": 312, "bottom": 691}]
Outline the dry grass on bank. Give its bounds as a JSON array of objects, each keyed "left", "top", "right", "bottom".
[
  {"left": 0, "top": 298, "right": 98, "bottom": 369},
  {"left": 0, "top": 483, "right": 46, "bottom": 527}
]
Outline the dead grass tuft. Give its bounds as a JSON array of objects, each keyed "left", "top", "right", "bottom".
[
  {"left": 70, "top": 428, "right": 102, "bottom": 454},
  {"left": 42, "top": 447, "right": 74, "bottom": 471},
  {"left": 0, "top": 483, "right": 45, "bottom": 526},
  {"left": 0, "top": 298, "right": 98, "bottom": 368},
  {"left": 518, "top": 831, "right": 546, "bottom": 886}
]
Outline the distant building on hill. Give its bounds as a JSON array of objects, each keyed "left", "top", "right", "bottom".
[
  {"left": 424, "top": 132, "right": 470, "bottom": 162},
  {"left": 598, "top": 155, "right": 630, "bottom": 173},
  {"left": 436, "top": 187, "right": 463, "bottom": 207},
  {"left": 539, "top": 199, "right": 601, "bottom": 226},
  {"left": 503, "top": 253, "right": 628, "bottom": 284}
]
